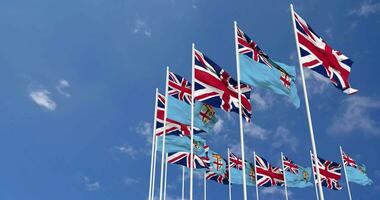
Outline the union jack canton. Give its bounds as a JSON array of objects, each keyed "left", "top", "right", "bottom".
[
  {"left": 293, "top": 10, "right": 358, "bottom": 94},
  {"left": 311, "top": 154, "right": 343, "bottom": 190},
  {"left": 229, "top": 152, "right": 244, "bottom": 170},
  {"left": 282, "top": 155, "right": 299, "bottom": 174},
  {"left": 342, "top": 150, "right": 357, "bottom": 168},
  {"left": 167, "top": 149, "right": 210, "bottom": 169},
  {"left": 194, "top": 48, "right": 252, "bottom": 122},
  {"left": 168, "top": 72, "right": 192, "bottom": 104},
  {"left": 255, "top": 154, "right": 285, "bottom": 187}
]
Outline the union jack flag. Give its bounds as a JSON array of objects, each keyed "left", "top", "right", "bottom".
[
  {"left": 293, "top": 10, "right": 358, "bottom": 95},
  {"left": 255, "top": 154, "right": 284, "bottom": 187},
  {"left": 341, "top": 150, "right": 357, "bottom": 168},
  {"left": 167, "top": 151, "right": 210, "bottom": 169},
  {"left": 311, "top": 154, "right": 342, "bottom": 190},
  {"left": 229, "top": 152, "right": 244, "bottom": 170},
  {"left": 194, "top": 48, "right": 252, "bottom": 122},
  {"left": 282, "top": 155, "right": 299, "bottom": 174},
  {"left": 168, "top": 72, "right": 192, "bottom": 104},
  {"left": 206, "top": 167, "right": 230, "bottom": 185},
  {"left": 155, "top": 93, "right": 203, "bottom": 137}
]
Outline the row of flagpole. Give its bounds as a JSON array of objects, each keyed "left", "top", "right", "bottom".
[{"left": 146, "top": 4, "right": 347, "bottom": 200}]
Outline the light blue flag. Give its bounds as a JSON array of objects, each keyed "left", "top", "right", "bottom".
[
  {"left": 156, "top": 135, "right": 207, "bottom": 156},
  {"left": 208, "top": 150, "right": 228, "bottom": 175},
  {"left": 346, "top": 165, "right": 373, "bottom": 186},
  {"left": 166, "top": 96, "right": 217, "bottom": 133},
  {"left": 285, "top": 166, "right": 313, "bottom": 188},
  {"left": 230, "top": 162, "right": 255, "bottom": 186},
  {"left": 239, "top": 54, "right": 300, "bottom": 108}
]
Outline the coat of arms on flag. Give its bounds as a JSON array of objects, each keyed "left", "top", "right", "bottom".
[{"left": 341, "top": 149, "right": 373, "bottom": 186}]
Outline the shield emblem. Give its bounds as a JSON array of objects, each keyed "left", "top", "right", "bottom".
[{"left": 199, "top": 104, "right": 216, "bottom": 124}]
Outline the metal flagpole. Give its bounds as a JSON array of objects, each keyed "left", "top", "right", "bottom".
[
  {"left": 281, "top": 152, "right": 289, "bottom": 200},
  {"left": 204, "top": 171, "right": 207, "bottom": 200},
  {"left": 253, "top": 152, "right": 259, "bottom": 200},
  {"left": 290, "top": 4, "right": 324, "bottom": 200},
  {"left": 190, "top": 43, "right": 195, "bottom": 200},
  {"left": 159, "top": 67, "right": 170, "bottom": 200},
  {"left": 340, "top": 146, "right": 353, "bottom": 200},
  {"left": 164, "top": 153, "right": 168, "bottom": 200},
  {"left": 148, "top": 89, "right": 159, "bottom": 200},
  {"left": 310, "top": 151, "right": 320, "bottom": 200},
  {"left": 234, "top": 21, "right": 248, "bottom": 200},
  {"left": 182, "top": 166, "right": 185, "bottom": 200},
  {"left": 151, "top": 131, "right": 158, "bottom": 200},
  {"left": 228, "top": 148, "right": 232, "bottom": 200}
]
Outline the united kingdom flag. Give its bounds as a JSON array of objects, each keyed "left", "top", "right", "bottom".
[
  {"left": 255, "top": 154, "right": 284, "bottom": 187},
  {"left": 311, "top": 154, "right": 343, "bottom": 190},
  {"left": 282, "top": 155, "right": 299, "bottom": 174},
  {"left": 168, "top": 72, "right": 192, "bottom": 105},
  {"left": 341, "top": 150, "right": 357, "bottom": 168},
  {"left": 229, "top": 152, "right": 244, "bottom": 170},
  {"left": 155, "top": 93, "right": 203, "bottom": 137},
  {"left": 293, "top": 10, "right": 358, "bottom": 94},
  {"left": 194, "top": 48, "right": 252, "bottom": 122},
  {"left": 206, "top": 166, "right": 230, "bottom": 185},
  {"left": 167, "top": 150, "right": 210, "bottom": 169}
]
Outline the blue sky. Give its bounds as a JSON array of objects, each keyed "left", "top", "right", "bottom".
[{"left": 0, "top": 0, "right": 379, "bottom": 199}]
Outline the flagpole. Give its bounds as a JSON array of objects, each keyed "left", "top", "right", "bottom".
[
  {"left": 182, "top": 166, "right": 185, "bottom": 200},
  {"left": 290, "top": 4, "right": 324, "bottom": 200},
  {"left": 228, "top": 148, "right": 232, "bottom": 200},
  {"left": 253, "top": 152, "right": 259, "bottom": 200},
  {"left": 281, "top": 152, "right": 289, "bottom": 200},
  {"left": 148, "top": 89, "right": 159, "bottom": 200},
  {"left": 204, "top": 171, "right": 207, "bottom": 200},
  {"left": 234, "top": 20, "right": 248, "bottom": 200},
  {"left": 151, "top": 131, "right": 158, "bottom": 200},
  {"left": 164, "top": 153, "right": 168, "bottom": 200},
  {"left": 310, "top": 151, "right": 320, "bottom": 200},
  {"left": 159, "top": 67, "right": 170, "bottom": 200},
  {"left": 340, "top": 146, "right": 353, "bottom": 200},
  {"left": 190, "top": 43, "right": 195, "bottom": 200}
]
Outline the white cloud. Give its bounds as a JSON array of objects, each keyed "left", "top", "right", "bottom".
[
  {"left": 123, "top": 176, "right": 139, "bottom": 185},
  {"left": 56, "top": 79, "right": 71, "bottom": 97},
  {"left": 136, "top": 121, "right": 153, "bottom": 143},
  {"left": 132, "top": 19, "right": 152, "bottom": 37},
  {"left": 301, "top": 70, "right": 330, "bottom": 94},
  {"left": 350, "top": 1, "right": 380, "bottom": 16},
  {"left": 244, "top": 122, "right": 270, "bottom": 140},
  {"left": 271, "top": 126, "right": 298, "bottom": 152},
  {"left": 29, "top": 89, "right": 57, "bottom": 111},
  {"left": 83, "top": 176, "right": 100, "bottom": 191},
  {"left": 250, "top": 92, "right": 275, "bottom": 111},
  {"left": 115, "top": 144, "right": 137, "bottom": 158},
  {"left": 213, "top": 118, "right": 224, "bottom": 134},
  {"left": 328, "top": 96, "right": 380, "bottom": 135},
  {"left": 261, "top": 187, "right": 291, "bottom": 197}
]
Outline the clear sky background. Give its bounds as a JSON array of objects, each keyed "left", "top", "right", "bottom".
[{"left": 0, "top": 0, "right": 379, "bottom": 199}]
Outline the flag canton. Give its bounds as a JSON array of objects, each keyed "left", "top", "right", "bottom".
[
  {"left": 206, "top": 170, "right": 229, "bottom": 185},
  {"left": 293, "top": 11, "right": 356, "bottom": 94},
  {"left": 283, "top": 155, "right": 299, "bottom": 174},
  {"left": 194, "top": 48, "right": 252, "bottom": 122},
  {"left": 167, "top": 151, "right": 210, "bottom": 169},
  {"left": 229, "top": 152, "right": 244, "bottom": 170},
  {"left": 342, "top": 151, "right": 357, "bottom": 168},
  {"left": 311, "top": 154, "right": 342, "bottom": 190},
  {"left": 255, "top": 154, "right": 284, "bottom": 187},
  {"left": 168, "top": 72, "right": 192, "bottom": 104}
]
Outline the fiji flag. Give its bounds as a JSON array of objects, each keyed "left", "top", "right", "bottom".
[
  {"left": 156, "top": 135, "right": 208, "bottom": 156},
  {"left": 342, "top": 150, "right": 373, "bottom": 186},
  {"left": 236, "top": 26, "right": 300, "bottom": 108},
  {"left": 283, "top": 155, "right": 313, "bottom": 188},
  {"left": 206, "top": 150, "right": 230, "bottom": 185},
  {"left": 229, "top": 152, "right": 255, "bottom": 186}
]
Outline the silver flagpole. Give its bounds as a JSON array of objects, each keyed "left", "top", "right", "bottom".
[
  {"left": 190, "top": 43, "right": 195, "bottom": 200},
  {"left": 290, "top": 4, "right": 324, "bottom": 200},
  {"left": 159, "top": 67, "right": 170, "bottom": 200},
  {"left": 164, "top": 153, "right": 168, "bottom": 200},
  {"left": 148, "top": 89, "right": 159, "bottom": 200},
  {"left": 228, "top": 148, "right": 232, "bottom": 200},
  {"left": 253, "top": 152, "right": 259, "bottom": 200},
  {"left": 281, "top": 152, "right": 289, "bottom": 200},
  {"left": 151, "top": 130, "right": 158, "bottom": 200},
  {"left": 310, "top": 151, "right": 320, "bottom": 200},
  {"left": 182, "top": 166, "right": 185, "bottom": 200},
  {"left": 204, "top": 171, "right": 207, "bottom": 200},
  {"left": 340, "top": 146, "right": 353, "bottom": 200},
  {"left": 233, "top": 20, "right": 248, "bottom": 200}
]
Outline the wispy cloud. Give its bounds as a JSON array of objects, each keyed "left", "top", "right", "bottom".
[
  {"left": 136, "top": 121, "right": 153, "bottom": 143},
  {"left": 261, "top": 187, "right": 290, "bottom": 198},
  {"left": 349, "top": 1, "right": 380, "bottom": 16},
  {"left": 115, "top": 144, "right": 137, "bottom": 158},
  {"left": 301, "top": 69, "right": 331, "bottom": 94},
  {"left": 244, "top": 122, "right": 270, "bottom": 140},
  {"left": 250, "top": 92, "right": 275, "bottom": 111},
  {"left": 328, "top": 96, "right": 380, "bottom": 136},
  {"left": 213, "top": 118, "right": 224, "bottom": 134},
  {"left": 272, "top": 126, "right": 298, "bottom": 152},
  {"left": 123, "top": 176, "right": 140, "bottom": 185},
  {"left": 132, "top": 19, "right": 152, "bottom": 37},
  {"left": 29, "top": 89, "right": 57, "bottom": 111},
  {"left": 83, "top": 176, "right": 100, "bottom": 191},
  {"left": 56, "top": 79, "right": 71, "bottom": 97}
]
